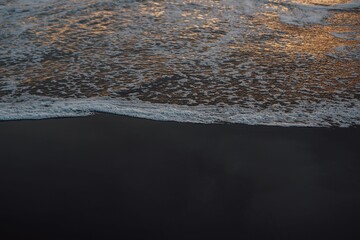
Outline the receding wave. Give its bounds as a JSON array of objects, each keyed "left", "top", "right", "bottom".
[{"left": 0, "top": 0, "right": 359, "bottom": 127}]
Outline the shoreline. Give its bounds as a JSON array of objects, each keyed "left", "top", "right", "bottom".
[
  {"left": 2, "top": 111, "right": 360, "bottom": 129},
  {"left": 0, "top": 113, "right": 359, "bottom": 239}
]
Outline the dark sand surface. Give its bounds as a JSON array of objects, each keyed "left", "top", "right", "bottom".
[{"left": 0, "top": 114, "right": 359, "bottom": 239}]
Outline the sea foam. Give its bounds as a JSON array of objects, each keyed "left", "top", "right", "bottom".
[
  {"left": 1, "top": 95, "right": 359, "bottom": 127},
  {"left": 0, "top": 0, "right": 359, "bottom": 127}
]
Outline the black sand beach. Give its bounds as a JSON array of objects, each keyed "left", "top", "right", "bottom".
[{"left": 0, "top": 114, "right": 359, "bottom": 240}]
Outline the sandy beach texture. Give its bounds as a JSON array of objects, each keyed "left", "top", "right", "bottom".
[{"left": 0, "top": 114, "right": 359, "bottom": 239}]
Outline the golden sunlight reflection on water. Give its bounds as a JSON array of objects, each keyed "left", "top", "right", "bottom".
[{"left": 0, "top": 0, "right": 359, "bottom": 109}]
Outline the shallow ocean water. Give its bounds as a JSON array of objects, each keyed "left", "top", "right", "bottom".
[{"left": 0, "top": 0, "right": 359, "bottom": 126}]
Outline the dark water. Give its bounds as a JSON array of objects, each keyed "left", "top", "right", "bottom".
[{"left": 0, "top": 0, "right": 359, "bottom": 126}]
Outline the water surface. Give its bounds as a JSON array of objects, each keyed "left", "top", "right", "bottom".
[{"left": 0, "top": 0, "right": 359, "bottom": 126}]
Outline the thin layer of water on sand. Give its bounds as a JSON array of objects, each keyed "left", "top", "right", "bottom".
[{"left": 0, "top": 0, "right": 359, "bottom": 126}]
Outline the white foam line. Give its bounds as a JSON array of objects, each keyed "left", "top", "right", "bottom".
[
  {"left": 280, "top": 0, "right": 360, "bottom": 11},
  {"left": 277, "top": 0, "right": 360, "bottom": 26},
  {"left": 0, "top": 96, "right": 359, "bottom": 127}
]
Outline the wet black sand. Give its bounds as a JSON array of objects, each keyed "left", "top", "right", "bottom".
[{"left": 0, "top": 114, "right": 359, "bottom": 239}]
